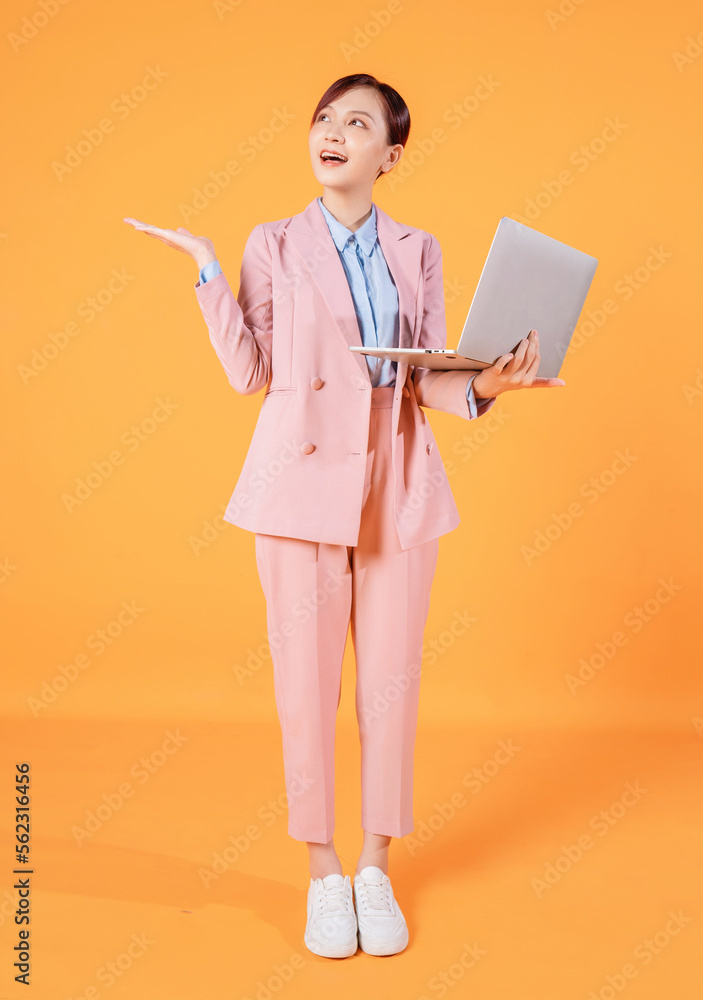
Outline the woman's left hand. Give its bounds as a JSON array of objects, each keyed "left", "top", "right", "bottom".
[{"left": 471, "top": 329, "right": 566, "bottom": 397}]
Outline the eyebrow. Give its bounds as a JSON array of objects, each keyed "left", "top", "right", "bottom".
[{"left": 319, "top": 105, "right": 376, "bottom": 123}]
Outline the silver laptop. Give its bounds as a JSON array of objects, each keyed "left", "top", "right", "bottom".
[{"left": 349, "top": 217, "right": 598, "bottom": 377}]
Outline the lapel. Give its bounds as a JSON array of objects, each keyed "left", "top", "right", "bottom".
[{"left": 284, "top": 197, "right": 423, "bottom": 386}]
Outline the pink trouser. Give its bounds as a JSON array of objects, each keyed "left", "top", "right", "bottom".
[{"left": 254, "top": 385, "right": 439, "bottom": 843}]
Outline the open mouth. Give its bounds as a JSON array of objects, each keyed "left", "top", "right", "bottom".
[{"left": 320, "top": 150, "right": 348, "bottom": 164}]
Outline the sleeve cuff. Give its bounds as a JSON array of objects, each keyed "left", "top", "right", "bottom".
[
  {"left": 465, "top": 372, "right": 480, "bottom": 420},
  {"left": 199, "top": 259, "right": 223, "bottom": 285}
]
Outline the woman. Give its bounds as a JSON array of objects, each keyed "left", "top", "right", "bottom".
[{"left": 124, "top": 72, "right": 563, "bottom": 960}]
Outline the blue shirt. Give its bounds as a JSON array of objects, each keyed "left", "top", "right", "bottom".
[
  {"left": 198, "top": 200, "right": 481, "bottom": 416},
  {"left": 317, "top": 197, "right": 398, "bottom": 388}
]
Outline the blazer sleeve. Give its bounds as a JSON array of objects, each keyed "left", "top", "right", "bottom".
[
  {"left": 193, "top": 223, "right": 273, "bottom": 396},
  {"left": 410, "top": 233, "right": 497, "bottom": 421}
]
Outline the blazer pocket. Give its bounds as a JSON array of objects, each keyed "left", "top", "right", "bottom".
[{"left": 264, "top": 386, "right": 297, "bottom": 396}]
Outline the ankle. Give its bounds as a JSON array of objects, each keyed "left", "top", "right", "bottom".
[
  {"left": 310, "top": 862, "right": 343, "bottom": 880},
  {"left": 355, "top": 850, "right": 389, "bottom": 876},
  {"left": 307, "top": 844, "right": 343, "bottom": 881}
]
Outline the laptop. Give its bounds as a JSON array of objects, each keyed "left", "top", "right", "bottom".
[{"left": 349, "top": 217, "right": 598, "bottom": 377}]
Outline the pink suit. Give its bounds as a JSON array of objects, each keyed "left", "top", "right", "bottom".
[{"left": 194, "top": 197, "right": 497, "bottom": 841}]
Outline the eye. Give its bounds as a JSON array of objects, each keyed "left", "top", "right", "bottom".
[{"left": 316, "top": 113, "right": 366, "bottom": 126}]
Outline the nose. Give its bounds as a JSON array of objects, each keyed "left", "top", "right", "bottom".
[{"left": 324, "top": 123, "right": 344, "bottom": 143}]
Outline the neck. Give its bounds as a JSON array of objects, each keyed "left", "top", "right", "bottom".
[{"left": 320, "top": 189, "right": 373, "bottom": 233}]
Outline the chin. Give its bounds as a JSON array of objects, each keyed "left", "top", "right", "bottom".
[{"left": 314, "top": 174, "right": 346, "bottom": 190}]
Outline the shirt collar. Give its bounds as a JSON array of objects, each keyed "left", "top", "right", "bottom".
[{"left": 317, "top": 196, "right": 377, "bottom": 257}]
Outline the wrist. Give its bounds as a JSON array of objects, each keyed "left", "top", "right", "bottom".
[
  {"left": 195, "top": 255, "right": 217, "bottom": 271},
  {"left": 472, "top": 373, "right": 490, "bottom": 399}
]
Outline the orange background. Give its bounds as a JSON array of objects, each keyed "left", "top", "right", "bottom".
[{"left": 2, "top": 0, "right": 701, "bottom": 997}]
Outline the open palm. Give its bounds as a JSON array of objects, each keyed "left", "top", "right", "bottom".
[{"left": 123, "top": 217, "right": 216, "bottom": 269}]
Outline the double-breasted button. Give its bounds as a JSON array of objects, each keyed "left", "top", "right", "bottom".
[
  {"left": 402, "top": 386, "right": 410, "bottom": 397},
  {"left": 310, "top": 376, "right": 323, "bottom": 390},
  {"left": 426, "top": 442, "right": 433, "bottom": 455},
  {"left": 301, "top": 441, "right": 315, "bottom": 454}
]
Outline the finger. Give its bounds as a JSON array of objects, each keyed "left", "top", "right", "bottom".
[
  {"left": 518, "top": 341, "right": 537, "bottom": 375},
  {"left": 493, "top": 353, "right": 514, "bottom": 373},
  {"left": 514, "top": 330, "right": 542, "bottom": 379},
  {"left": 520, "top": 329, "right": 540, "bottom": 365},
  {"left": 507, "top": 334, "right": 534, "bottom": 373},
  {"left": 511, "top": 337, "right": 530, "bottom": 367},
  {"left": 523, "top": 349, "right": 541, "bottom": 381},
  {"left": 136, "top": 227, "right": 186, "bottom": 245},
  {"left": 524, "top": 377, "right": 566, "bottom": 388},
  {"left": 137, "top": 230, "right": 176, "bottom": 243},
  {"left": 136, "top": 231, "right": 190, "bottom": 253},
  {"left": 134, "top": 224, "right": 175, "bottom": 236},
  {"left": 526, "top": 329, "right": 539, "bottom": 363}
]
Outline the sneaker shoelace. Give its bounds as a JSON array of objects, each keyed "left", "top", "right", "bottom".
[
  {"left": 357, "top": 876, "right": 392, "bottom": 912},
  {"left": 316, "top": 880, "right": 351, "bottom": 915}
]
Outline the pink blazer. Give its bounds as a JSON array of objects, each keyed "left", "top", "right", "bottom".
[{"left": 194, "top": 196, "right": 496, "bottom": 550}]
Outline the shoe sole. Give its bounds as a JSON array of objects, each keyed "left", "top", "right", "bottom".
[
  {"left": 357, "top": 927, "right": 409, "bottom": 956},
  {"left": 304, "top": 929, "right": 358, "bottom": 958}
]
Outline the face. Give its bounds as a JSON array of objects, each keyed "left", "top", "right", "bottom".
[{"left": 308, "top": 86, "right": 403, "bottom": 192}]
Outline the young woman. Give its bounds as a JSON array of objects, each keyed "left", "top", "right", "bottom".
[{"left": 124, "top": 72, "right": 563, "bottom": 959}]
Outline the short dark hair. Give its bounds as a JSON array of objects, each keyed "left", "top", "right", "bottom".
[{"left": 309, "top": 73, "right": 411, "bottom": 181}]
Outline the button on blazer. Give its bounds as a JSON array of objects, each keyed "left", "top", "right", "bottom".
[{"left": 194, "top": 196, "right": 497, "bottom": 550}]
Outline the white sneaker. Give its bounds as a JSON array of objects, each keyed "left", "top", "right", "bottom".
[
  {"left": 353, "top": 865, "right": 409, "bottom": 956},
  {"left": 304, "top": 873, "right": 358, "bottom": 958}
]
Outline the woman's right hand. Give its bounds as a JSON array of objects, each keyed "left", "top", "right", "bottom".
[
  {"left": 123, "top": 217, "right": 217, "bottom": 270},
  {"left": 472, "top": 329, "right": 565, "bottom": 397}
]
